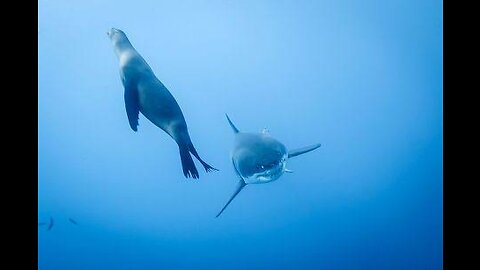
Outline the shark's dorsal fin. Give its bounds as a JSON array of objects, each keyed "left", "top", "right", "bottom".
[
  {"left": 225, "top": 114, "right": 239, "bottom": 133},
  {"left": 288, "top": 143, "right": 321, "bottom": 158},
  {"left": 216, "top": 179, "right": 247, "bottom": 218}
]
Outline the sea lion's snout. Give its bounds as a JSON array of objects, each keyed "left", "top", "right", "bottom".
[{"left": 107, "top": 28, "right": 116, "bottom": 38}]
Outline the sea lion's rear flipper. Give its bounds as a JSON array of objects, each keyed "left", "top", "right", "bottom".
[
  {"left": 179, "top": 144, "right": 200, "bottom": 179},
  {"left": 288, "top": 143, "right": 322, "bottom": 158},
  {"left": 123, "top": 80, "right": 140, "bottom": 132},
  {"left": 187, "top": 142, "right": 219, "bottom": 173},
  {"left": 216, "top": 179, "right": 247, "bottom": 218}
]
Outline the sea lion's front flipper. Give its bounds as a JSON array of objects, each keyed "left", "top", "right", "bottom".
[
  {"left": 288, "top": 143, "right": 321, "bottom": 158},
  {"left": 216, "top": 179, "right": 247, "bottom": 218},
  {"left": 123, "top": 80, "right": 140, "bottom": 132}
]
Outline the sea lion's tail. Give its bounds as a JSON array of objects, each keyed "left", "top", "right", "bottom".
[
  {"left": 179, "top": 144, "right": 200, "bottom": 179},
  {"left": 188, "top": 142, "right": 219, "bottom": 173}
]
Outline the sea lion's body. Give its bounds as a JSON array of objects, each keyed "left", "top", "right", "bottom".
[{"left": 108, "top": 28, "right": 216, "bottom": 178}]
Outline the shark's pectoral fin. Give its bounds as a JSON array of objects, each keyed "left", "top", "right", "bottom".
[
  {"left": 216, "top": 179, "right": 247, "bottom": 218},
  {"left": 288, "top": 143, "right": 321, "bottom": 158}
]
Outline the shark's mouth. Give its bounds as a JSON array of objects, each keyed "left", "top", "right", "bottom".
[
  {"left": 254, "top": 168, "right": 283, "bottom": 182},
  {"left": 251, "top": 155, "right": 288, "bottom": 183}
]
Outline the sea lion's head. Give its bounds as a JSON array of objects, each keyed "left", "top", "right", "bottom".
[{"left": 107, "top": 28, "right": 127, "bottom": 43}]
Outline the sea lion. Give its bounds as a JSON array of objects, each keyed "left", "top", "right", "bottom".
[{"left": 107, "top": 28, "right": 217, "bottom": 179}]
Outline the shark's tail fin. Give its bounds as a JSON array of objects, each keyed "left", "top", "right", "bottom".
[
  {"left": 179, "top": 144, "right": 200, "bottom": 179},
  {"left": 188, "top": 142, "right": 218, "bottom": 173},
  {"left": 216, "top": 179, "right": 247, "bottom": 218}
]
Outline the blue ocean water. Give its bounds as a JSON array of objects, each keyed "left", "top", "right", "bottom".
[{"left": 38, "top": 0, "right": 443, "bottom": 269}]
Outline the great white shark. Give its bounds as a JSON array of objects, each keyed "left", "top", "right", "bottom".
[{"left": 216, "top": 114, "right": 321, "bottom": 217}]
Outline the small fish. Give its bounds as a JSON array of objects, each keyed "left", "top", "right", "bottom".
[
  {"left": 46, "top": 216, "right": 54, "bottom": 231},
  {"left": 68, "top": 218, "right": 78, "bottom": 225}
]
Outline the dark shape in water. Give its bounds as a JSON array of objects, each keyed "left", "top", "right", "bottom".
[
  {"left": 46, "top": 216, "right": 54, "bottom": 231},
  {"left": 68, "top": 218, "right": 78, "bottom": 225}
]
